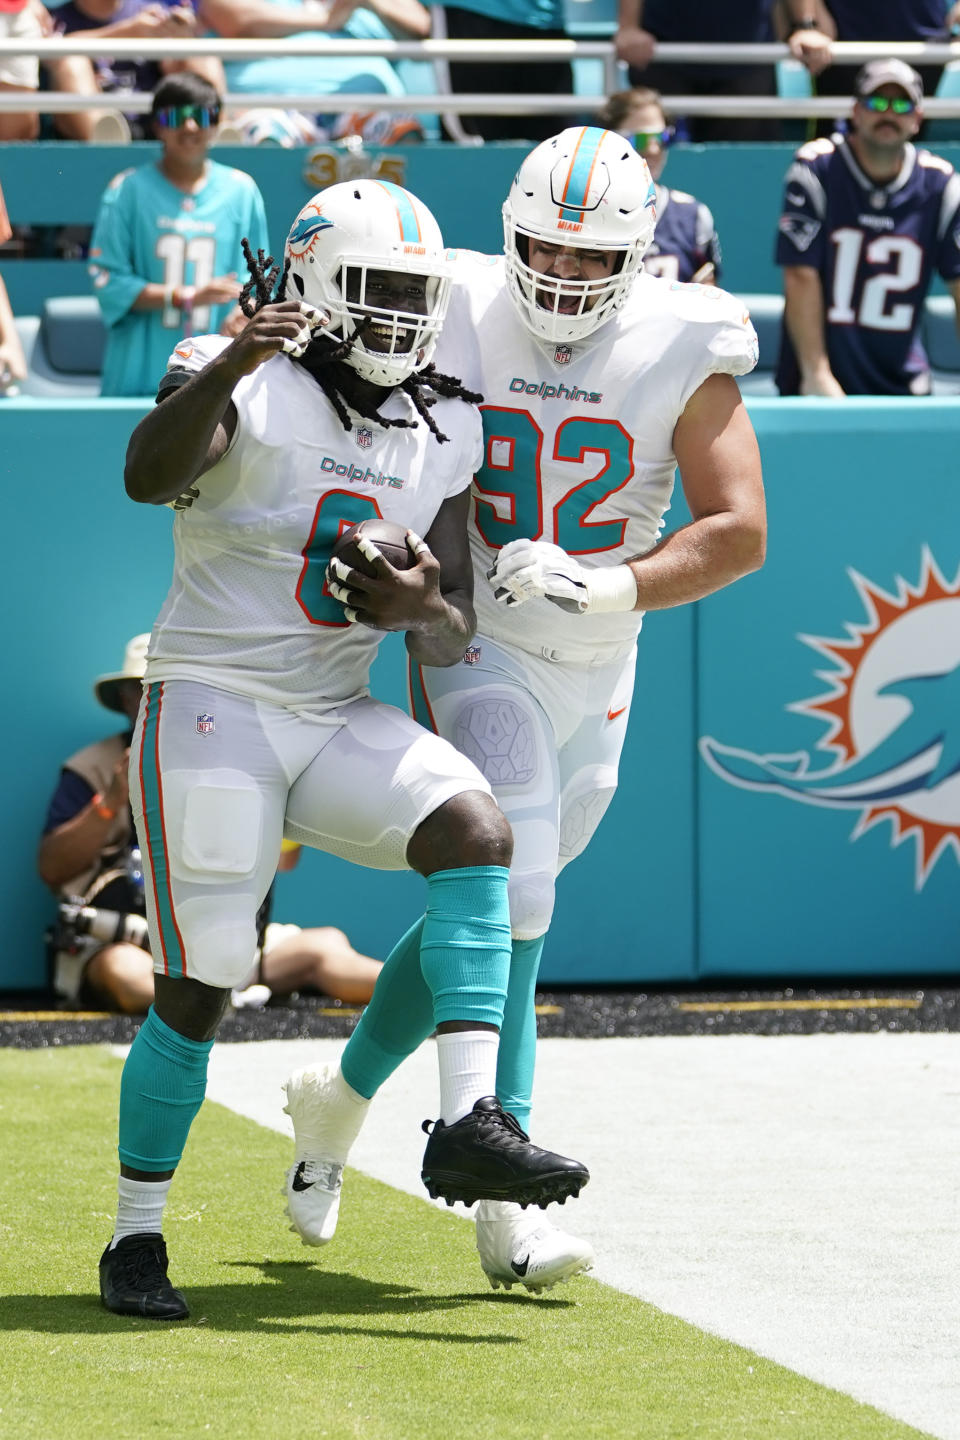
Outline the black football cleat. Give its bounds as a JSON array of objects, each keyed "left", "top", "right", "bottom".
[
  {"left": 420, "top": 1096, "right": 589, "bottom": 1209},
  {"left": 99, "top": 1233, "right": 189, "bottom": 1320}
]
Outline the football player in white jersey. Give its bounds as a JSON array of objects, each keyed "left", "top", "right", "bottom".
[
  {"left": 282, "top": 130, "right": 766, "bottom": 1295},
  {"left": 99, "top": 178, "right": 590, "bottom": 1322}
]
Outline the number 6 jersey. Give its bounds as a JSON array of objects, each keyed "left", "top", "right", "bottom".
[
  {"left": 450, "top": 252, "right": 758, "bottom": 666},
  {"left": 144, "top": 334, "right": 482, "bottom": 710}
]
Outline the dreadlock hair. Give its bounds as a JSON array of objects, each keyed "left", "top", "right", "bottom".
[{"left": 240, "top": 239, "right": 483, "bottom": 444}]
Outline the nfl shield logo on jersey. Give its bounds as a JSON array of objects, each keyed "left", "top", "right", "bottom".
[
  {"left": 355, "top": 426, "right": 373, "bottom": 449},
  {"left": 463, "top": 645, "right": 481, "bottom": 666},
  {"left": 554, "top": 344, "right": 572, "bottom": 365},
  {"left": 196, "top": 713, "right": 215, "bottom": 735}
]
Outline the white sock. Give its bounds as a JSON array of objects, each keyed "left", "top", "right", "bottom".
[
  {"left": 436, "top": 1029, "right": 500, "bottom": 1125},
  {"left": 111, "top": 1176, "right": 172, "bottom": 1247}
]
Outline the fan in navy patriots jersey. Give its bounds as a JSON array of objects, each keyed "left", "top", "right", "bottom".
[
  {"left": 775, "top": 58, "right": 960, "bottom": 396},
  {"left": 598, "top": 87, "right": 722, "bottom": 284}
]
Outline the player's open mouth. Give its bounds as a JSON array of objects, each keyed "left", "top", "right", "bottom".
[{"left": 362, "top": 319, "right": 414, "bottom": 352}]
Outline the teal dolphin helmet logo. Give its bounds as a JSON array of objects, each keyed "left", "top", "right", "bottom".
[{"left": 287, "top": 209, "right": 333, "bottom": 257}]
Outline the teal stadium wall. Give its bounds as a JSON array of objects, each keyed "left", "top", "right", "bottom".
[
  {"left": 3, "top": 142, "right": 960, "bottom": 988},
  {"left": 2, "top": 399, "right": 959, "bottom": 991},
  {"left": 6, "top": 139, "right": 960, "bottom": 316}
]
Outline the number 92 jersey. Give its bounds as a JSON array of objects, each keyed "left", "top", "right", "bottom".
[
  {"left": 145, "top": 334, "right": 482, "bottom": 710},
  {"left": 450, "top": 252, "right": 758, "bottom": 665}
]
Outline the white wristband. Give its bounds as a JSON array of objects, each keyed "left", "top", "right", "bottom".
[{"left": 584, "top": 564, "right": 638, "bottom": 614}]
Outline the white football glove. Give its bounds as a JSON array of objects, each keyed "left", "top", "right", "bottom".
[
  {"left": 281, "top": 301, "right": 329, "bottom": 359},
  {"left": 487, "top": 539, "right": 589, "bottom": 613}
]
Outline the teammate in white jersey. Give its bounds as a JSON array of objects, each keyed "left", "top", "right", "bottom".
[
  {"left": 98, "top": 178, "right": 589, "bottom": 1322},
  {"left": 282, "top": 129, "right": 766, "bottom": 1294}
]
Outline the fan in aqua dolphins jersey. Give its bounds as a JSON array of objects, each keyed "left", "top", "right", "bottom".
[{"left": 89, "top": 72, "right": 268, "bottom": 397}]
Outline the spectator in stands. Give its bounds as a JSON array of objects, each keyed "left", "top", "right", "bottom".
[
  {"left": 787, "top": 1, "right": 959, "bottom": 104},
  {"left": 0, "top": 0, "right": 136, "bottom": 141},
  {"left": 197, "top": 0, "right": 429, "bottom": 133},
  {"left": 775, "top": 59, "right": 960, "bottom": 396},
  {"left": 0, "top": 179, "right": 27, "bottom": 395},
  {"left": 88, "top": 72, "right": 268, "bottom": 396},
  {"left": 598, "top": 87, "right": 722, "bottom": 284},
  {"left": 38, "top": 634, "right": 383, "bottom": 1014},
  {"left": 429, "top": 0, "right": 573, "bottom": 143},
  {"left": 615, "top": 0, "right": 790, "bottom": 142},
  {"left": 54, "top": 0, "right": 227, "bottom": 142},
  {"left": 0, "top": 0, "right": 45, "bottom": 140}
]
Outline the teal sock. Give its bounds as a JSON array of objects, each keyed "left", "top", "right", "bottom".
[
  {"left": 420, "top": 865, "right": 511, "bottom": 1028},
  {"left": 341, "top": 918, "right": 434, "bottom": 1099},
  {"left": 495, "top": 935, "right": 545, "bottom": 1132},
  {"left": 118, "top": 1007, "right": 214, "bottom": 1172}
]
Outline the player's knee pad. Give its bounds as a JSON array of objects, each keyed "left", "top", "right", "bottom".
[
  {"left": 174, "top": 894, "right": 261, "bottom": 990},
  {"left": 508, "top": 869, "right": 555, "bottom": 941},
  {"left": 450, "top": 696, "right": 540, "bottom": 787},
  {"left": 558, "top": 785, "right": 616, "bottom": 869}
]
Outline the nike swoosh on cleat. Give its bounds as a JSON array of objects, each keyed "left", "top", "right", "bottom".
[
  {"left": 291, "top": 1162, "right": 315, "bottom": 1193},
  {"left": 510, "top": 1254, "right": 531, "bottom": 1277},
  {"left": 607, "top": 706, "right": 627, "bottom": 721}
]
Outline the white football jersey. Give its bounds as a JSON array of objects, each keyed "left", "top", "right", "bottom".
[
  {"left": 451, "top": 253, "right": 758, "bottom": 664},
  {"left": 145, "top": 334, "right": 482, "bottom": 709}
]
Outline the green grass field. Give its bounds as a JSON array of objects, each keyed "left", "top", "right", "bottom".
[{"left": 0, "top": 1047, "right": 934, "bottom": 1440}]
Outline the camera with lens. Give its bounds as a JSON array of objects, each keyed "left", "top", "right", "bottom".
[{"left": 54, "top": 899, "right": 150, "bottom": 951}]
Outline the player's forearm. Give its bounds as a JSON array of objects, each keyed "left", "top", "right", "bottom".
[
  {"left": 405, "top": 592, "right": 475, "bottom": 667},
  {"left": 202, "top": 0, "right": 334, "bottom": 35},
  {"left": 783, "top": 266, "right": 836, "bottom": 386},
  {"left": 626, "top": 511, "right": 766, "bottom": 611},
  {"left": 38, "top": 808, "right": 117, "bottom": 891},
  {"left": 125, "top": 354, "right": 239, "bottom": 504}
]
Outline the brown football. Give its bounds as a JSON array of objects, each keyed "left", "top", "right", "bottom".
[{"left": 330, "top": 519, "right": 415, "bottom": 577}]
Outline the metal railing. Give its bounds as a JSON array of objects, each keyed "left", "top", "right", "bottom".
[{"left": 1, "top": 39, "right": 959, "bottom": 119}]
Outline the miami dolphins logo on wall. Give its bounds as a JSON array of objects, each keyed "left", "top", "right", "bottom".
[{"left": 700, "top": 549, "right": 960, "bottom": 891}]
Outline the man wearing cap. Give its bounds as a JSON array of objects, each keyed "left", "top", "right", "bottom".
[
  {"left": 37, "top": 635, "right": 382, "bottom": 1013},
  {"left": 775, "top": 59, "right": 960, "bottom": 397}
]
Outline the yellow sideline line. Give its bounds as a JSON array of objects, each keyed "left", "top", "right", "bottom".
[
  {"left": 0, "top": 1010, "right": 116, "bottom": 1021},
  {"left": 678, "top": 997, "right": 921, "bottom": 1013}
]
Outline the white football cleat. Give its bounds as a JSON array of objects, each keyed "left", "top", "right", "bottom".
[
  {"left": 281, "top": 1063, "right": 371, "bottom": 1247},
  {"left": 475, "top": 1200, "right": 594, "bottom": 1293}
]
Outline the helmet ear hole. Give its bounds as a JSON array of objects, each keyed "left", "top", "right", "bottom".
[{"left": 290, "top": 271, "right": 305, "bottom": 296}]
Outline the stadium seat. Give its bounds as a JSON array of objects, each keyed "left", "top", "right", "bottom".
[
  {"left": 923, "top": 295, "right": 960, "bottom": 392},
  {"left": 15, "top": 296, "right": 104, "bottom": 397}
]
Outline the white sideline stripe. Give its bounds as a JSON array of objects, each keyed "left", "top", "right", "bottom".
[{"left": 123, "top": 1032, "right": 960, "bottom": 1440}]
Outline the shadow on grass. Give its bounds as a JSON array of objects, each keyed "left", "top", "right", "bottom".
[{"left": 2, "top": 1258, "right": 572, "bottom": 1339}]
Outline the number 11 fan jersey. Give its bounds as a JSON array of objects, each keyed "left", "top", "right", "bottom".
[{"left": 89, "top": 159, "right": 268, "bottom": 396}]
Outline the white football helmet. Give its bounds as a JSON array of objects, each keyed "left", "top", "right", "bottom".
[
  {"left": 285, "top": 179, "right": 452, "bottom": 386},
  {"left": 502, "top": 127, "right": 657, "bottom": 343}
]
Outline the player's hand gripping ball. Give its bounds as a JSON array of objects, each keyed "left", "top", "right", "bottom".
[
  {"left": 330, "top": 519, "right": 416, "bottom": 576},
  {"left": 327, "top": 519, "right": 420, "bottom": 622}
]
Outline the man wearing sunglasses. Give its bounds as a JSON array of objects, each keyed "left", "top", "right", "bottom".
[
  {"left": 776, "top": 58, "right": 960, "bottom": 397},
  {"left": 89, "top": 73, "right": 269, "bottom": 396},
  {"left": 598, "top": 86, "right": 722, "bottom": 286}
]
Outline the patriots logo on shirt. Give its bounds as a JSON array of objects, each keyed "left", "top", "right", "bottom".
[
  {"left": 554, "top": 344, "right": 573, "bottom": 365},
  {"left": 778, "top": 214, "right": 821, "bottom": 253}
]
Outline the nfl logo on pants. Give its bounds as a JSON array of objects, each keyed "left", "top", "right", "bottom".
[{"left": 196, "top": 713, "right": 215, "bottom": 735}]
